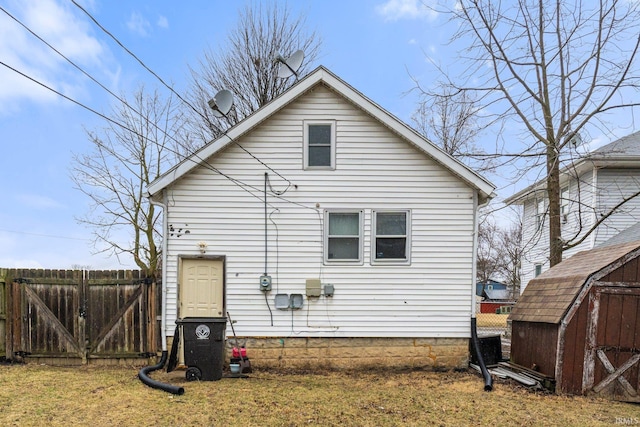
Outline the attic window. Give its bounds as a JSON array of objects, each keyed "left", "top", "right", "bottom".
[{"left": 304, "top": 121, "right": 335, "bottom": 169}]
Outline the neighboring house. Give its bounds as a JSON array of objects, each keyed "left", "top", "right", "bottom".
[
  {"left": 505, "top": 131, "right": 640, "bottom": 292},
  {"left": 147, "top": 66, "right": 495, "bottom": 370},
  {"left": 476, "top": 280, "right": 514, "bottom": 314},
  {"left": 475, "top": 279, "right": 509, "bottom": 299}
]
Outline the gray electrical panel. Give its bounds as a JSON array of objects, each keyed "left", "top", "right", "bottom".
[
  {"left": 324, "top": 284, "right": 335, "bottom": 297},
  {"left": 260, "top": 275, "right": 272, "bottom": 291}
]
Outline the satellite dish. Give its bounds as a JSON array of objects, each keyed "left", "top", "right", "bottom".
[
  {"left": 276, "top": 50, "right": 304, "bottom": 79},
  {"left": 208, "top": 89, "right": 234, "bottom": 118}
]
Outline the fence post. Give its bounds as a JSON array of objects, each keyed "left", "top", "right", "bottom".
[
  {"left": 8, "top": 279, "right": 25, "bottom": 360},
  {"left": 0, "top": 271, "right": 5, "bottom": 358},
  {"left": 78, "top": 269, "right": 88, "bottom": 364},
  {"left": 146, "top": 278, "right": 158, "bottom": 355}
]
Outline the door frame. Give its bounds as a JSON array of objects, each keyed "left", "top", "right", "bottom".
[{"left": 177, "top": 255, "right": 227, "bottom": 319}]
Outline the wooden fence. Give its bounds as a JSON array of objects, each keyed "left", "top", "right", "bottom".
[{"left": 1, "top": 269, "right": 160, "bottom": 365}]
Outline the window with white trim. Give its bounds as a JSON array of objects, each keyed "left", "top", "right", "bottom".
[
  {"left": 325, "top": 210, "right": 362, "bottom": 262},
  {"left": 372, "top": 210, "right": 410, "bottom": 263},
  {"left": 560, "top": 186, "right": 569, "bottom": 223},
  {"left": 536, "top": 199, "right": 545, "bottom": 229},
  {"left": 304, "top": 121, "right": 335, "bottom": 169},
  {"left": 535, "top": 264, "right": 543, "bottom": 277}
]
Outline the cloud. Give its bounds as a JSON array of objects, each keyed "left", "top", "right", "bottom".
[
  {"left": 127, "top": 11, "right": 151, "bottom": 36},
  {"left": 17, "top": 193, "right": 67, "bottom": 210},
  {"left": 157, "top": 15, "right": 168, "bottom": 29},
  {"left": 375, "top": 0, "right": 438, "bottom": 21},
  {"left": 0, "top": 0, "right": 114, "bottom": 113}
]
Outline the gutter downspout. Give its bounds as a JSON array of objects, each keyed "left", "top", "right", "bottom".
[
  {"left": 471, "top": 191, "right": 493, "bottom": 392},
  {"left": 150, "top": 189, "right": 169, "bottom": 354},
  {"left": 138, "top": 189, "right": 184, "bottom": 395}
]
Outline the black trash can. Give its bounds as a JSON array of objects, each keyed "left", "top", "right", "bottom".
[{"left": 177, "top": 317, "right": 227, "bottom": 381}]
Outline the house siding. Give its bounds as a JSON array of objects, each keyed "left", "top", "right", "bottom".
[
  {"left": 518, "top": 168, "right": 638, "bottom": 291},
  {"left": 593, "top": 168, "right": 640, "bottom": 245},
  {"left": 164, "top": 85, "right": 477, "bottom": 339}
]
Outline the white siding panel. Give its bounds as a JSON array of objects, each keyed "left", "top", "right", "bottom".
[
  {"left": 594, "top": 169, "right": 640, "bottom": 244},
  {"left": 164, "top": 85, "right": 476, "bottom": 338},
  {"left": 519, "top": 167, "right": 640, "bottom": 291}
]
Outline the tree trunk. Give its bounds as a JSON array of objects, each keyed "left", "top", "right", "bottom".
[{"left": 547, "top": 145, "right": 563, "bottom": 267}]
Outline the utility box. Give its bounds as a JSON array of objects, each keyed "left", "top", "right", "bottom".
[
  {"left": 305, "top": 279, "right": 322, "bottom": 297},
  {"left": 177, "top": 317, "right": 227, "bottom": 381}
]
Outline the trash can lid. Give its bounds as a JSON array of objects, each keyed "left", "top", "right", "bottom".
[{"left": 176, "top": 317, "right": 227, "bottom": 324}]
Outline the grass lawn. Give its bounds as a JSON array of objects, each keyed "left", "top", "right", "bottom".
[{"left": 1, "top": 363, "right": 638, "bottom": 426}]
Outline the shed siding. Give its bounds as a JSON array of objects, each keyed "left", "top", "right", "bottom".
[
  {"left": 590, "top": 287, "right": 640, "bottom": 399},
  {"left": 561, "top": 298, "right": 589, "bottom": 394},
  {"left": 511, "top": 321, "right": 558, "bottom": 377},
  {"left": 164, "top": 85, "right": 476, "bottom": 338}
]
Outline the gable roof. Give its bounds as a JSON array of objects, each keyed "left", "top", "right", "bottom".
[
  {"left": 147, "top": 66, "right": 495, "bottom": 201},
  {"left": 509, "top": 240, "right": 640, "bottom": 324},
  {"left": 590, "top": 130, "right": 640, "bottom": 159},
  {"left": 504, "top": 130, "right": 640, "bottom": 205}
]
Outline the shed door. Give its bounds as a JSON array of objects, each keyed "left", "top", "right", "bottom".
[
  {"left": 179, "top": 259, "right": 224, "bottom": 318},
  {"left": 584, "top": 286, "right": 640, "bottom": 402}
]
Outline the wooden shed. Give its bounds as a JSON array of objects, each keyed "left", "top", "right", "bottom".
[{"left": 509, "top": 240, "right": 640, "bottom": 402}]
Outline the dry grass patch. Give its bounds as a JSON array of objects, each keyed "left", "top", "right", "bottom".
[
  {"left": 1, "top": 363, "right": 638, "bottom": 426},
  {"left": 476, "top": 313, "right": 509, "bottom": 328}
]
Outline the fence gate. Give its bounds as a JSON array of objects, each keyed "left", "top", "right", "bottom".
[{"left": 3, "top": 269, "right": 158, "bottom": 364}]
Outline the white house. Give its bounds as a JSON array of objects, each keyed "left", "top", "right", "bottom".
[
  {"left": 147, "top": 66, "right": 495, "bottom": 370},
  {"left": 505, "top": 131, "right": 640, "bottom": 292}
]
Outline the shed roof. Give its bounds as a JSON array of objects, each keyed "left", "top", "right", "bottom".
[
  {"left": 147, "top": 66, "right": 495, "bottom": 202},
  {"left": 509, "top": 240, "right": 640, "bottom": 324}
]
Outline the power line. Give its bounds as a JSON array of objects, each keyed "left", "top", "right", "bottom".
[
  {"left": 3, "top": 4, "right": 316, "bottom": 213},
  {"left": 0, "top": 60, "right": 316, "bottom": 213},
  {"left": 0, "top": 228, "right": 90, "bottom": 241},
  {"left": 68, "top": 0, "right": 294, "bottom": 187},
  {"left": 69, "top": 0, "right": 198, "bottom": 118},
  {"left": 0, "top": 60, "right": 260, "bottom": 199},
  {"left": 0, "top": 7, "right": 260, "bottom": 200}
]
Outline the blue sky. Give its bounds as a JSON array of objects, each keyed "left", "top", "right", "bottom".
[{"left": 0, "top": 0, "right": 634, "bottom": 270}]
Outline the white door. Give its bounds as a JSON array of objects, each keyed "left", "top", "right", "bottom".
[{"left": 179, "top": 258, "right": 224, "bottom": 318}]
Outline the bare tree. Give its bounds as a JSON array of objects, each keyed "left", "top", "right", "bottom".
[
  {"left": 411, "top": 83, "right": 495, "bottom": 172},
  {"left": 71, "top": 87, "right": 182, "bottom": 277},
  {"left": 432, "top": 0, "right": 640, "bottom": 267},
  {"left": 498, "top": 221, "right": 522, "bottom": 299},
  {"left": 477, "top": 217, "right": 522, "bottom": 299},
  {"left": 477, "top": 219, "right": 502, "bottom": 287},
  {"left": 185, "top": 2, "right": 321, "bottom": 151}
]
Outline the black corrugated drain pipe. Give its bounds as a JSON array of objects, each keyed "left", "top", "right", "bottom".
[
  {"left": 139, "top": 351, "right": 185, "bottom": 395},
  {"left": 470, "top": 317, "right": 493, "bottom": 391}
]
